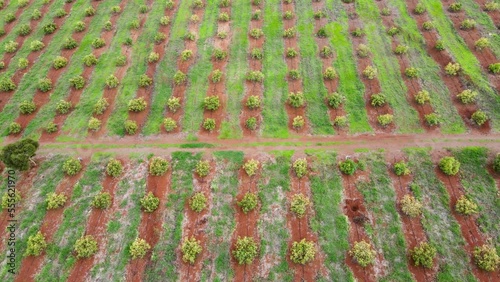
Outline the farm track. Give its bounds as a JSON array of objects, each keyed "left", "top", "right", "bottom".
[
  {"left": 199, "top": 2, "right": 231, "bottom": 137},
  {"left": 282, "top": 0, "right": 309, "bottom": 134},
  {"left": 91, "top": 0, "right": 154, "bottom": 138},
  {"left": 375, "top": 1, "right": 435, "bottom": 132},
  {"left": 66, "top": 158, "right": 126, "bottom": 282},
  {"left": 127, "top": 1, "right": 179, "bottom": 136},
  {"left": 0, "top": 0, "right": 73, "bottom": 113},
  {"left": 231, "top": 157, "right": 260, "bottom": 281},
  {"left": 343, "top": 2, "right": 394, "bottom": 133},
  {"left": 162, "top": 1, "right": 206, "bottom": 135},
  {"left": 341, "top": 166, "right": 379, "bottom": 281},
  {"left": 441, "top": 0, "right": 500, "bottom": 91},
  {"left": 386, "top": 154, "right": 437, "bottom": 281},
  {"left": 312, "top": 0, "right": 346, "bottom": 135},
  {"left": 15, "top": 158, "right": 88, "bottom": 282},
  {"left": 126, "top": 158, "right": 172, "bottom": 281},
  {"left": 286, "top": 155, "right": 324, "bottom": 281},
  {"left": 433, "top": 153, "right": 497, "bottom": 281},
  {"left": 405, "top": 0, "right": 489, "bottom": 133},
  {"left": 239, "top": 1, "right": 264, "bottom": 137},
  {"left": 7, "top": 0, "right": 100, "bottom": 140},
  {"left": 40, "top": 0, "right": 130, "bottom": 142}
]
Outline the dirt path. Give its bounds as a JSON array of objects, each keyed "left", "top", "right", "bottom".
[
  {"left": 343, "top": 2, "right": 394, "bottom": 133},
  {"left": 239, "top": 1, "right": 265, "bottom": 137},
  {"left": 405, "top": 0, "right": 489, "bottom": 133},
  {"left": 386, "top": 154, "right": 437, "bottom": 281},
  {"left": 126, "top": 157, "right": 171, "bottom": 281},
  {"left": 41, "top": 0, "right": 130, "bottom": 142},
  {"left": 15, "top": 158, "right": 88, "bottom": 282},
  {"left": 66, "top": 159, "right": 125, "bottom": 282}
]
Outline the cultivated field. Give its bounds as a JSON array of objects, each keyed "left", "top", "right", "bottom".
[{"left": 0, "top": 0, "right": 500, "bottom": 281}]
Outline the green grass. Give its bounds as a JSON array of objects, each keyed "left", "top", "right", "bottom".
[
  {"left": 200, "top": 151, "right": 243, "bottom": 281},
  {"left": 218, "top": 0, "right": 251, "bottom": 139},
  {"left": 356, "top": 151, "right": 413, "bottom": 281},
  {"left": 295, "top": 1, "right": 334, "bottom": 135},
  {"left": 254, "top": 150, "right": 293, "bottom": 281},
  {"left": 388, "top": 0, "right": 466, "bottom": 134},
  {"left": 106, "top": 0, "right": 167, "bottom": 136},
  {"left": 142, "top": 0, "right": 191, "bottom": 135},
  {"left": 62, "top": 0, "right": 146, "bottom": 137},
  {"left": 325, "top": 0, "right": 372, "bottom": 133},
  {"left": 36, "top": 153, "right": 110, "bottom": 281},
  {"left": 261, "top": 0, "right": 289, "bottom": 138},
  {"left": 306, "top": 150, "right": 353, "bottom": 281},
  {"left": 421, "top": 0, "right": 500, "bottom": 132},
  {"left": 144, "top": 151, "right": 201, "bottom": 281},
  {"left": 356, "top": 0, "right": 422, "bottom": 134},
  {"left": 88, "top": 157, "right": 146, "bottom": 279},
  {"left": 451, "top": 147, "right": 500, "bottom": 246},
  {"left": 181, "top": 0, "right": 218, "bottom": 135},
  {"left": 23, "top": 0, "right": 122, "bottom": 138},
  {"left": 0, "top": 155, "right": 65, "bottom": 280},
  {"left": 0, "top": 0, "right": 89, "bottom": 136},
  {"left": 404, "top": 148, "right": 476, "bottom": 282}
]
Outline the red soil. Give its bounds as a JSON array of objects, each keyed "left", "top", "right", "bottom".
[
  {"left": 432, "top": 152, "right": 494, "bottom": 281},
  {"left": 126, "top": 158, "right": 172, "bottom": 281},
  {"left": 231, "top": 157, "right": 261, "bottom": 282},
  {"left": 239, "top": 3, "right": 265, "bottom": 137},
  {"left": 66, "top": 159, "right": 125, "bottom": 282},
  {"left": 284, "top": 156, "right": 325, "bottom": 281},
  {"left": 405, "top": 0, "right": 489, "bottom": 134},
  {"left": 177, "top": 159, "right": 214, "bottom": 282},
  {"left": 15, "top": 158, "right": 88, "bottom": 282},
  {"left": 199, "top": 5, "right": 231, "bottom": 136},
  {"left": 41, "top": 0, "right": 129, "bottom": 142},
  {"left": 340, "top": 158, "right": 379, "bottom": 281},
  {"left": 344, "top": 3, "right": 394, "bottom": 133},
  {"left": 162, "top": 2, "right": 205, "bottom": 135},
  {"left": 386, "top": 155, "right": 437, "bottom": 281}
]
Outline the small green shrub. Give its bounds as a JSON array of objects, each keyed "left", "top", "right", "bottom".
[
  {"left": 387, "top": 26, "right": 400, "bottom": 36},
  {"left": 18, "top": 0, "right": 29, "bottom": 8},
  {"left": 93, "top": 98, "right": 109, "bottom": 115},
  {"left": 334, "top": 116, "right": 348, "bottom": 127},
  {"left": 160, "top": 16, "right": 170, "bottom": 26},
  {"left": 284, "top": 10, "right": 294, "bottom": 20},
  {"left": 370, "top": 94, "right": 386, "bottom": 107},
  {"left": 45, "top": 122, "right": 57, "bottom": 133},
  {"left": 217, "top": 31, "right": 227, "bottom": 39},
  {"left": 405, "top": 67, "right": 418, "bottom": 78},
  {"left": 53, "top": 56, "right": 68, "bottom": 69},
  {"left": 147, "top": 52, "right": 160, "bottom": 63},
  {"left": 106, "top": 159, "right": 123, "bottom": 178},
  {"left": 455, "top": 195, "right": 478, "bottom": 215},
  {"left": 484, "top": 1, "right": 500, "bottom": 11},
  {"left": 88, "top": 117, "right": 101, "bottom": 131},
  {"left": 181, "top": 237, "right": 202, "bottom": 264},
  {"left": 290, "top": 239, "right": 316, "bottom": 265},
  {"left": 74, "top": 21, "right": 86, "bottom": 32},
  {"left": 17, "top": 24, "right": 31, "bottom": 36},
  {"left": 218, "top": 12, "right": 230, "bottom": 22},
  {"left": 400, "top": 194, "right": 422, "bottom": 217},
  {"left": 19, "top": 100, "right": 36, "bottom": 114},
  {"left": 293, "top": 158, "right": 307, "bottom": 178},
  {"left": 140, "top": 192, "right": 159, "bottom": 213},
  {"left": 189, "top": 192, "right": 207, "bottom": 212},
  {"left": 317, "top": 26, "right": 328, "bottom": 38},
  {"left": 288, "top": 92, "right": 305, "bottom": 108},
  {"left": 283, "top": 27, "right": 296, "bottom": 38},
  {"left": 163, "top": 118, "right": 177, "bottom": 132},
  {"left": 394, "top": 44, "right": 409, "bottom": 55},
  {"left": 250, "top": 28, "right": 264, "bottom": 39},
  {"left": 290, "top": 193, "right": 309, "bottom": 218},
  {"left": 43, "top": 22, "right": 57, "bottom": 34},
  {"left": 474, "top": 244, "right": 500, "bottom": 271},
  {"left": 422, "top": 21, "right": 434, "bottom": 31},
  {"left": 139, "top": 4, "right": 148, "bottom": 13},
  {"left": 456, "top": 89, "right": 477, "bottom": 104},
  {"left": 448, "top": 2, "right": 462, "bottom": 12},
  {"left": 489, "top": 63, "right": 500, "bottom": 74},
  {"left": 435, "top": 40, "right": 445, "bottom": 51},
  {"left": 411, "top": 242, "right": 436, "bottom": 268},
  {"left": 415, "top": 90, "right": 430, "bottom": 105},
  {"left": 474, "top": 38, "right": 489, "bottom": 51},
  {"left": 323, "top": 67, "right": 338, "bottom": 80},
  {"left": 351, "top": 28, "right": 365, "bottom": 37},
  {"left": 83, "top": 54, "right": 98, "bottom": 66},
  {"left": 493, "top": 154, "right": 500, "bottom": 173},
  {"left": 69, "top": 75, "right": 85, "bottom": 90},
  {"left": 203, "top": 118, "right": 216, "bottom": 132},
  {"left": 38, "top": 77, "right": 52, "bottom": 92},
  {"left": 62, "top": 158, "right": 82, "bottom": 176},
  {"left": 246, "top": 71, "right": 264, "bottom": 82},
  {"left": 24, "top": 231, "right": 47, "bottom": 257},
  {"left": 326, "top": 92, "right": 345, "bottom": 109},
  {"left": 362, "top": 65, "right": 377, "bottom": 79},
  {"left": 18, "top": 58, "right": 28, "bottom": 69},
  {"left": 238, "top": 193, "right": 258, "bottom": 214},
  {"left": 192, "top": 0, "right": 204, "bottom": 8},
  {"left": 349, "top": 240, "right": 376, "bottom": 267},
  {"left": 471, "top": 110, "right": 488, "bottom": 126},
  {"left": 293, "top": 116, "right": 305, "bottom": 130},
  {"left": 46, "top": 193, "right": 67, "bottom": 210},
  {"left": 356, "top": 44, "right": 370, "bottom": 58},
  {"left": 460, "top": 19, "right": 476, "bottom": 30},
  {"left": 154, "top": 32, "right": 166, "bottom": 44},
  {"left": 130, "top": 238, "right": 150, "bottom": 259},
  {"left": 5, "top": 40, "right": 19, "bottom": 53},
  {"left": 106, "top": 74, "right": 119, "bottom": 88},
  {"left": 74, "top": 235, "right": 98, "bottom": 259},
  {"left": 211, "top": 69, "right": 223, "bottom": 83},
  {"left": 195, "top": 160, "right": 210, "bottom": 177},
  {"left": 1, "top": 191, "right": 21, "bottom": 209},
  {"left": 166, "top": 97, "right": 181, "bottom": 112},
  {"left": 124, "top": 120, "right": 138, "bottom": 135},
  {"left": 320, "top": 46, "right": 333, "bottom": 58},
  {"left": 91, "top": 192, "right": 112, "bottom": 209},
  {"left": 252, "top": 10, "right": 261, "bottom": 20},
  {"left": 339, "top": 159, "right": 357, "bottom": 175},
  {"left": 414, "top": 2, "right": 426, "bottom": 14},
  {"left": 220, "top": 0, "right": 231, "bottom": 7},
  {"left": 233, "top": 236, "right": 258, "bottom": 265},
  {"left": 103, "top": 21, "right": 112, "bottom": 31},
  {"left": 139, "top": 74, "right": 153, "bottom": 88},
  {"left": 246, "top": 117, "right": 258, "bottom": 130},
  {"left": 8, "top": 122, "right": 21, "bottom": 135},
  {"left": 394, "top": 161, "right": 410, "bottom": 176},
  {"left": 91, "top": 38, "right": 105, "bottom": 49},
  {"left": 114, "top": 55, "right": 127, "bottom": 67},
  {"left": 445, "top": 62, "right": 461, "bottom": 76},
  {"left": 85, "top": 6, "right": 96, "bottom": 16},
  {"left": 111, "top": 5, "right": 121, "bottom": 14},
  {"left": 166, "top": 0, "right": 174, "bottom": 9},
  {"left": 129, "top": 19, "right": 140, "bottom": 30},
  {"left": 286, "top": 48, "right": 298, "bottom": 58},
  {"left": 377, "top": 114, "right": 393, "bottom": 126},
  {"left": 55, "top": 8, "right": 67, "bottom": 18},
  {"left": 203, "top": 96, "right": 220, "bottom": 111},
  {"left": 246, "top": 95, "right": 261, "bottom": 109},
  {"left": 439, "top": 156, "right": 460, "bottom": 176},
  {"left": 149, "top": 157, "right": 169, "bottom": 176},
  {"left": 30, "top": 40, "right": 45, "bottom": 52},
  {"left": 242, "top": 159, "right": 259, "bottom": 176},
  {"left": 181, "top": 49, "right": 193, "bottom": 61},
  {"left": 425, "top": 113, "right": 440, "bottom": 126},
  {"left": 0, "top": 78, "right": 16, "bottom": 92}
]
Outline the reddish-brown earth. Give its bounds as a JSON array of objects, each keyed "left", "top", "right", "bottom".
[
  {"left": 15, "top": 159, "right": 88, "bottom": 282},
  {"left": 66, "top": 159, "right": 125, "bottom": 282},
  {"left": 239, "top": 2, "right": 265, "bottom": 137},
  {"left": 343, "top": 2, "right": 394, "bottom": 133},
  {"left": 126, "top": 158, "right": 172, "bottom": 282}
]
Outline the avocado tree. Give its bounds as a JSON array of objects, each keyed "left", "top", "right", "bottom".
[{"left": 0, "top": 139, "right": 39, "bottom": 171}]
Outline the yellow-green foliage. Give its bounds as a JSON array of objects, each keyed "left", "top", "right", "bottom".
[
  {"left": 24, "top": 231, "right": 47, "bottom": 257},
  {"left": 233, "top": 236, "right": 258, "bottom": 265},
  {"left": 293, "top": 158, "right": 307, "bottom": 178},
  {"left": 290, "top": 193, "right": 310, "bottom": 218},
  {"left": 140, "top": 192, "right": 160, "bottom": 213},
  {"left": 181, "top": 237, "right": 202, "bottom": 264},
  {"left": 74, "top": 235, "right": 98, "bottom": 259},
  {"left": 474, "top": 244, "right": 500, "bottom": 271},
  {"left": 189, "top": 192, "right": 207, "bottom": 213},
  {"left": 46, "top": 193, "right": 67, "bottom": 210},
  {"left": 242, "top": 159, "right": 259, "bottom": 176},
  {"left": 410, "top": 242, "right": 436, "bottom": 268},
  {"left": 290, "top": 239, "right": 316, "bottom": 265},
  {"left": 130, "top": 238, "right": 151, "bottom": 259},
  {"left": 349, "top": 240, "right": 376, "bottom": 267},
  {"left": 400, "top": 194, "right": 422, "bottom": 217},
  {"left": 455, "top": 195, "right": 478, "bottom": 215}
]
